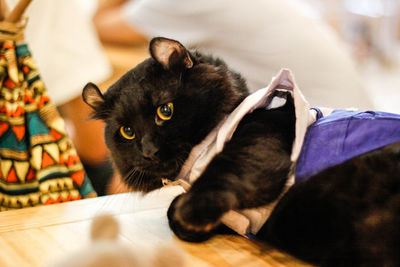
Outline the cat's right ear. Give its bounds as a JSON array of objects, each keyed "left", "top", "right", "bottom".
[
  {"left": 82, "top": 82, "right": 105, "bottom": 111},
  {"left": 149, "top": 37, "right": 193, "bottom": 71}
]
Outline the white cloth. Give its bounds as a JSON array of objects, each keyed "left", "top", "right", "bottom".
[
  {"left": 22, "top": 0, "right": 112, "bottom": 106},
  {"left": 121, "top": 0, "right": 373, "bottom": 109},
  {"left": 170, "top": 69, "right": 332, "bottom": 236}
]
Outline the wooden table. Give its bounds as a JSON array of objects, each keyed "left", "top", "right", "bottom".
[{"left": 0, "top": 186, "right": 310, "bottom": 266}]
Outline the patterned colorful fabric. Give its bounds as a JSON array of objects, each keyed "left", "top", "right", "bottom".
[{"left": 0, "top": 41, "right": 96, "bottom": 211}]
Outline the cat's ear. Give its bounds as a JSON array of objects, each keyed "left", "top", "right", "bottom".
[
  {"left": 149, "top": 37, "right": 193, "bottom": 71},
  {"left": 82, "top": 82, "right": 105, "bottom": 111}
]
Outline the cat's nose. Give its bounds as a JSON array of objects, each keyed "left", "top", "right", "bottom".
[
  {"left": 142, "top": 145, "right": 158, "bottom": 159},
  {"left": 141, "top": 135, "right": 159, "bottom": 159}
]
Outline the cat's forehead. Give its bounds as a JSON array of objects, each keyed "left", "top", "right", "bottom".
[
  {"left": 106, "top": 59, "right": 179, "bottom": 109},
  {"left": 138, "top": 60, "right": 181, "bottom": 94}
]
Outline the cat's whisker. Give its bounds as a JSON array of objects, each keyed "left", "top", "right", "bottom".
[
  {"left": 111, "top": 177, "right": 134, "bottom": 194},
  {"left": 123, "top": 167, "right": 136, "bottom": 183},
  {"left": 134, "top": 170, "right": 145, "bottom": 191},
  {"left": 131, "top": 171, "right": 141, "bottom": 187},
  {"left": 133, "top": 168, "right": 148, "bottom": 191},
  {"left": 122, "top": 166, "right": 147, "bottom": 191}
]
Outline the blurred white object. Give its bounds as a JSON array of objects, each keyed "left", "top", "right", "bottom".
[
  {"left": 121, "top": 0, "right": 374, "bottom": 109},
  {"left": 344, "top": 0, "right": 398, "bottom": 17},
  {"left": 19, "top": 0, "right": 112, "bottom": 106}
]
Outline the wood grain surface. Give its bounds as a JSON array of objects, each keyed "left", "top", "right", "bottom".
[{"left": 0, "top": 187, "right": 311, "bottom": 267}]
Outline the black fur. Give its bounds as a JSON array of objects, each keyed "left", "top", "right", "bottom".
[
  {"left": 82, "top": 38, "right": 247, "bottom": 192},
  {"left": 260, "top": 142, "right": 400, "bottom": 266},
  {"left": 83, "top": 37, "right": 400, "bottom": 266}
]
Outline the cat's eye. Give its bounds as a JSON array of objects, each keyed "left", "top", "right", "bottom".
[
  {"left": 157, "top": 102, "right": 174, "bottom": 121},
  {"left": 120, "top": 126, "right": 135, "bottom": 140}
]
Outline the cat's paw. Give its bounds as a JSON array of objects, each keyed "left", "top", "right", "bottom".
[{"left": 167, "top": 193, "right": 227, "bottom": 242}]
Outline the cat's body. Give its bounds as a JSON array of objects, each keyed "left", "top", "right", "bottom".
[
  {"left": 83, "top": 38, "right": 400, "bottom": 266},
  {"left": 262, "top": 141, "right": 400, "bottom": 266}
]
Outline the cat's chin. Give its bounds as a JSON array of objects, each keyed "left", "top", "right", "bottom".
[
  {"left": 120, "top": 164, "right": 180, "bottom": 193},
  {"left": 142, "top": 161, "right": 182, "bottom": 178},
  {"left": 124, "top": 175, "right": 164, "bottom": 193}
]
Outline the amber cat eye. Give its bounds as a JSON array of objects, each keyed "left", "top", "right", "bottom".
[
  {"left": 157, "top": 102, "right": 174, "bottom": 120},
  {"left": 120, "top": 126, "right": 135, "bottom": 140}
]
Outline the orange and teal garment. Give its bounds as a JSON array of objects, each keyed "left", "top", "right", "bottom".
[{"left": 0, "top": 41, "right": 96, "bottom": 211}]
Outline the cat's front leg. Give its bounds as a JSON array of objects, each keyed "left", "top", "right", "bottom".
[
  {"left": 168, "top": 190, "right": 236, "bottom": 242},
  {"left": 168, "top": 107, "right": 295, "bottom": 242}
]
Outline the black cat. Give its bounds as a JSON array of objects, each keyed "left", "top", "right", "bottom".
[{"left": 82, "top": 37, "right": 400, "bottom": 266}]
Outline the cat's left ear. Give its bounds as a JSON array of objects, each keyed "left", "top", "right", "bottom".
[
  {"left": 82, "top": 82, "right": 105, "bottom": 111},
  {"left": 149, "top": 37, "right": 193, "bottom": 71}
]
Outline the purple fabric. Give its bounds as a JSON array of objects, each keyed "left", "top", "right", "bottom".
[{"left": 295, "top": 109, "right": 400, "bottom": 183}]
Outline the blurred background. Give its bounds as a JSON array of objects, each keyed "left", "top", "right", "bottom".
[
  {"left": 75, "top": 0, "right": 400, "bottom": 112},
  {"left": 288, "top": 0, "right": 400, "bottom": 113}
]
